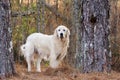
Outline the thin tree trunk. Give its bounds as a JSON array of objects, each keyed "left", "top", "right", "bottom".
[
  {"left": 65, "top": 0, "right": 80, "bottom": 67},
  {"left": 72, "top": 0, "right": 81, "bottom": 69},
  {"left": 36, "top": 0, "right": 41, "bottom": 32},
  {"left": 41, "top": 0, "right": 45, "bottom": 33},
  {"left": 111, "top": 0, "right": 118, "bottom": 56},
  {"left": 0, "top": 0, "right": 15, "bottom": 79},
  {"left": 36, "top": 0, "right": 45, "bottom": 33},
  {"left": 79, "top": 0, "right": 111, "bottom": 73}
]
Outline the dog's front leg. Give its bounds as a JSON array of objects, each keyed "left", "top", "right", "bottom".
[
  {"left": 50, "top": 50, "right": 59, "bottom": 68},
  {"left": 36, "top": 58, "right": 41, "bottom": 72},
  {"left": 57, "top": 48, "right": 67, "bottom": 61}
]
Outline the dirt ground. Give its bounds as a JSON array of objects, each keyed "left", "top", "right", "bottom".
[{"left": 7, "top": 63, "right": 120, "bottom": 80}]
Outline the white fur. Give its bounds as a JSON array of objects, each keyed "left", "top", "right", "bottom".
[{"left": 20, "top": 25, "right": 70, "bottom": 72}]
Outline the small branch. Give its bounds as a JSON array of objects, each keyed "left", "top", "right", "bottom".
[{"left": 11, "top": 10, "right": 35, "bottom": 17}]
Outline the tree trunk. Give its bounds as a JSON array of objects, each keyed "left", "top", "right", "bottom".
[
  {"left": 78, "top": 0, "right": 111, "bottom": 73},
  {"left": 72, "top": 0, "right": 81, "bottom": 69},
  {"left": 36, "top": 0, "right": 41, "bottom": 32},
  {"left": 36, "top": 0, "right": 45, "bottom": 33},
  {"left": 65, "top": 0, "right": 80, "bottom": 67},
  {"left": 0, "top": 0, "right": 15, "bottom": 79}
]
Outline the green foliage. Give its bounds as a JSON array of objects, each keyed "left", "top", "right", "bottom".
[
  {"left": 44, "top": 61, "right": 49, "bottom": 67},
  {"left": 31, "top": 3, "right": 37, "bottom": 10}
]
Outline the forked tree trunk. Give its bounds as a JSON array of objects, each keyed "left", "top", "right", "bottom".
[
  {"left": 0, "top": 0, "right": 15, "bottom": 79},
  {"left": 76, "top": 0, "right": 111, "bottom": 73}
]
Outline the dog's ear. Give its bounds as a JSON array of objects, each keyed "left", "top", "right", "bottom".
[
  {"left": 66, "top": 29, "right": 70, "bottom": 38},
  {"left": 54, "top": 29, "right": 58, "bottom": 38}
]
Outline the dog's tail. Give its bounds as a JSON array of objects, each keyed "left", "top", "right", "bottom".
[
  {"left": 21, "top": 44, "right": 26, "bottom": 51},
  {"left": 20, "top": 44, "right": 26, "bottom": 55}
]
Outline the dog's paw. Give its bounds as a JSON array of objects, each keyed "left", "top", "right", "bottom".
[
  {"left": 36, "top": 69, "right": 41, "bottom": 72},
  {"left": 50, "top": 60, "right": 59, "bottom": 68}
]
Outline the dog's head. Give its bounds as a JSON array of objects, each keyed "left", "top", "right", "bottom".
[{"left": 54, "top": 25, "right": 70, "bottom": 40}]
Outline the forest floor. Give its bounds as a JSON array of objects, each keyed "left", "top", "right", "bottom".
[{"left": 7, "top": 63, "right": 120, "bottom": 80}]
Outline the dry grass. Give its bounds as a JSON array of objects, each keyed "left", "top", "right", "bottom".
[{"left": 6, "top": 63, "right": 120, "bottom": 80}]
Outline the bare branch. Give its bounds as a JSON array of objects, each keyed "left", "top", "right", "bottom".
[
  {"left": 11, "top": 10, "right": 35, "bottom": 17},
  {"left": 11, "top": 1, "right": 72, "bottom": 25},
  {"left": 42, "top": 1, "right": 72, "bottom": 25}
]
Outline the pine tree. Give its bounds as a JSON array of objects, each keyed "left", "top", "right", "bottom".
[
  {"left": 75, "top": 0, "right": 111, "bottom": 73},
  {"left": 0, "top": 0, "right": 15, "bottom": 79}
]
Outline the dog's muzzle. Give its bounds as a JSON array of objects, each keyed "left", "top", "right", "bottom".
[{"left": 60, "top": 33, "right": 63, "bottom": 39}]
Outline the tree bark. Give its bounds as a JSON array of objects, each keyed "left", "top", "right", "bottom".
[
  {"left": 0, "top": 0, "right": 15, "bottom": 79},
  {"left": 36, "top": 0, "right": 45, "bottom": 33},
  {"left": 65, "top": 0, "right": 81, "bottom": 67},
  {"left": 36, "top": 0, "right": 41, "bottom": 32},
  {"left": 72, "top": 0, "right": 81, "bottom": 69},
  {"left": 78, "top": 0, "right": 111, "bottom": 73}
]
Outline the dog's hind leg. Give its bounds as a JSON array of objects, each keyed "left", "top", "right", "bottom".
[
  {"left": 26, "top": 56, "right": 31, "bottom": 72},
  {"left": 25, "top": 42, "right": 34, "bottom": 72}
]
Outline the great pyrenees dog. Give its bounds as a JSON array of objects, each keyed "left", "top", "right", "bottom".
[{"left": 20, "top": 25, "right": 70, "bottom": 72}]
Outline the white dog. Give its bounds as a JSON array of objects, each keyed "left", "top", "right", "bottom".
[{"left": 20, "top": 25, "right": 70, "bottom": 72}]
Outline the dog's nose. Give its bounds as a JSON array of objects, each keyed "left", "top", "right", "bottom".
[
  {"left": 60, "top": 33, "right": 63, "bottom": 37},
  {"left": 60, "top": 33, "right": 63, "bottom": 38}
]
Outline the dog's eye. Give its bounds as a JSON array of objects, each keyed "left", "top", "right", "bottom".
[
  {"left": 63, "top": 29, "right": 65, "bottom": 32},
  {"left": 58, "top": 29, "right": 60, "bottom": 31}
]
